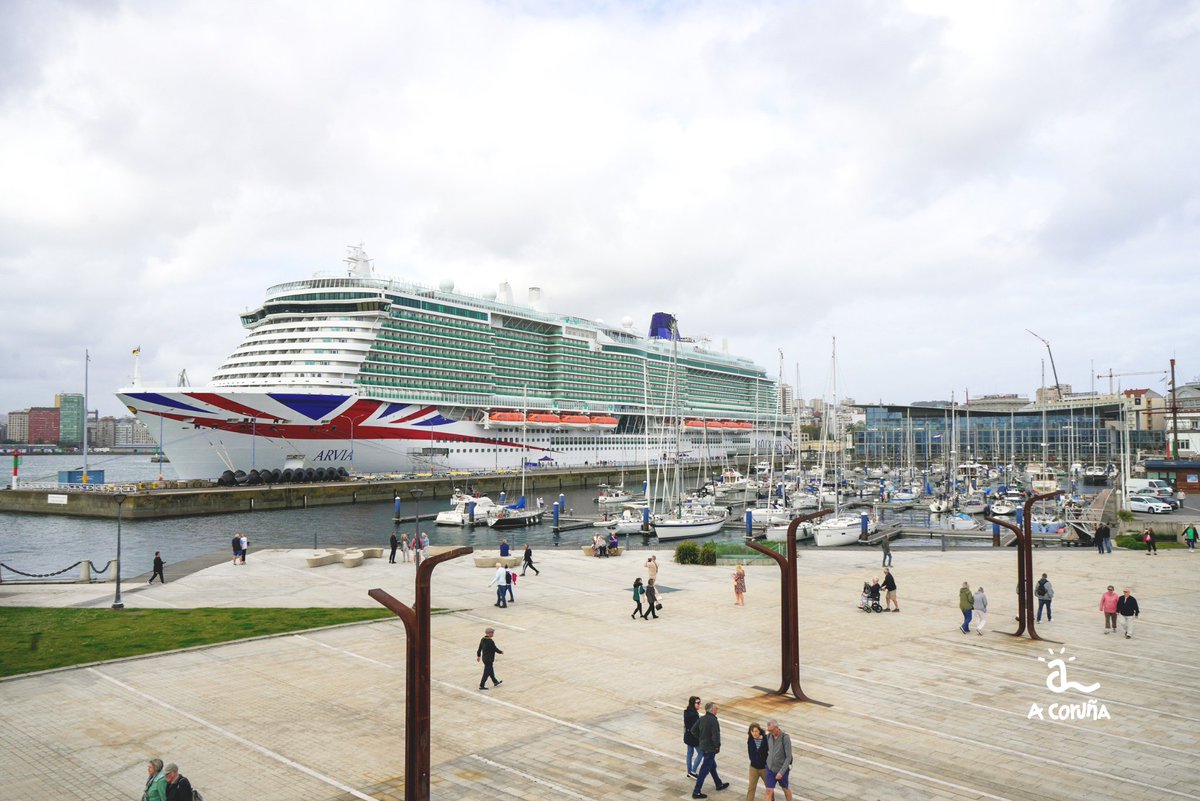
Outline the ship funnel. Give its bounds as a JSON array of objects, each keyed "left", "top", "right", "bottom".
[
  {"left": 527, "top": 286, "right": 542, "bottom": 309},
  {"left": 499, "top": 281, "right": 513, "bottom": 305},
  {"left": 722, "top": 337, "right": 729, "bottom": 353}
]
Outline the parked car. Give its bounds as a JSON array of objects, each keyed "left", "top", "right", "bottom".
[
  {"left": 1128, "top": 496, "right": 1172, "bottom": 514},
  {"left": 1129, "top": 489, "right": 1179, "bottom": 510}
]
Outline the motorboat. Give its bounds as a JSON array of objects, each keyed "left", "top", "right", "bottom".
[
  {"left": 944, "top": 513, "right": 978, "bottom": 531},
  {"left": 435, "top": 491, "right": 496, "bottom": 526}
]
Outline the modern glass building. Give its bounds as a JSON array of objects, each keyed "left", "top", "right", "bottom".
[
  {"left": 854, "top": 401, "right": 1165, "bottom": 468},
  {"left": 56, "top": 393, "right": 85, "bottom": 447}
]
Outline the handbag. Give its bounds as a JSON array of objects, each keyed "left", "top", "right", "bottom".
[{"left": 655, "top": 602, "right": 663, "bottom": 610}]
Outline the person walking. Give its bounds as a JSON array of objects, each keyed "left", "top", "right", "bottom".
[
  {"left": 1035, "top": 573, "right": 1054, "bottom": 622},
  {"left": 239, "top": 533, "right": 249, "bottom": 564},
  {"left": 1185, "top": 523, "right": 1198, "bottom": 551},
  {"left": 164, "top": 763, "right": 193, "bottom": 801},
  {"left": 881, "top": 567, "right": 899, "bottom": 612},
  {"left": 683, "top": 695, "right": 703, "bottom": 779},
  {"left": 231, "top": 534, "right": 241, "bottom": 565},
  {"left": 149, "top": 551, "right": 166, "bottom": 584},
  {"left": 732, "top": 565, "right": 746, "bottom": 606},
  {"left": 1099, "top": 585, "right": 1119, "bottom": 634},
  {"left": 764, "top": 719, "right": 794, "bottom": 801},
  {"left": 645, "top": 554, "right": 658, "bottom": 582},
  {"left": 631, "top": 577, "right": 646, "bottom": 619},
  {"left": 972, "top": 586, "right": 988, "bottom": 635},
  {"left": 521, "top": 542, "right": 539, "bottom": 576},
  {"left": 142, "top": 758, "right": 167, "bottom": 801},
  {"left": 881, "top": 536, "right": 893, "bottom": 567},
  {"left": 419, "top": 531, "right": 430, "bottom": 560},
  {"left": 505, "top": 566, "right": 517, "bottom": 603},
  {"left": 746, "top": 722, "right": 769, "bottom": 801},
  {"left": 690, "top": 701, "right": 729, "bottom": 798},
  {"left": 389, "top": 531, "right": 399, "bottom": 564},
  {"left": 476, "top": 627, "right": 503, "bottom": 690},
  {"left": 643, "top": 577, "right": 660, "bottom": 619},
  {"left": 488, "top": 562, "right": 510, "bottom": 608},
  {"left": 958, "top": 582, "right": 974, "bottom": 634},
  {"left": 1143, "top": 526, "right": 1157, "bottom": 555},
  {"left": 1117, "top": 588, "right": 1140, "bottom": 638},
  {"left": 1094, "top": 524, "right": 1107, "bottom": 555}
]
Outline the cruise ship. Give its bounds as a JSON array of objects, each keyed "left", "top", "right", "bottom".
[{"left": 117, "top": 247, "right": 784, "bottom": 480}]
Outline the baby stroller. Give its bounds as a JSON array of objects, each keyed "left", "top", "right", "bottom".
[{"left": 859, "top": 582, "right": 883, "bottom": 613}]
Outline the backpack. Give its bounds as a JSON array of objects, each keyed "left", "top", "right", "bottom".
[{"left": 1035, "top": 579, "right": 1047, "bottom": 599}]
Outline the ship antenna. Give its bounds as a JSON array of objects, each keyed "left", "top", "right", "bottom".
[{"left": 344, "top": 243, "right": 373, "bottom": 277}]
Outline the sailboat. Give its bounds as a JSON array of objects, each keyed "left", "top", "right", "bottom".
[
  {"left": 487, "top": 388, "right": 545, "bottom": 529},
  {"left": 651, "top": 318, "right": 728, "bottom": 542},
  {"left": 814, "top": 339, "right": 870, "bottom": 547}
]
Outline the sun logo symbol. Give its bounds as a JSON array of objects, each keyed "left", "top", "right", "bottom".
[{"left": 1038, "top": 647, "right": 1100, "bottom": 694}]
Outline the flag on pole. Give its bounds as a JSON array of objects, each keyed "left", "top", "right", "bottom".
[{"left": 132, "top": 346, "right": 141, "bottom": 355}]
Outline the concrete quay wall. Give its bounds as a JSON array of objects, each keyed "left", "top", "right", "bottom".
[{"left": 0, "top": 465, "right": 700, "bottom": 519}]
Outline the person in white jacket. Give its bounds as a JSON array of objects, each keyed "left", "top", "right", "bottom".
[{"left": 972, "top": 587, "right": 988, "bottom": 635}]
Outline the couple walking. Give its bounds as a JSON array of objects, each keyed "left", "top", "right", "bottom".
[
  {"left": 683, "top": 696, "right": 795, "bottom": 800},
  {"left": 958, "top": 582, "right": 989, "bottom": 635}
]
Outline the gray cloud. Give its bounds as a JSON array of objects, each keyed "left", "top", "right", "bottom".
[{"left": 1, "top": 0, "right": 1197, "bottom": 422}]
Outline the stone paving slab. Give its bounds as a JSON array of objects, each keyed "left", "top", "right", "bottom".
[{"left": 1, "top": 545, "right": 1198, "bottom": 800}]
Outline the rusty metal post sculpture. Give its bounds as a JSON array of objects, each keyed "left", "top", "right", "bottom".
[
  {"left": 746, "top": 510, "right": 831, "bottom": 704},
  {"left": 369, "top": 545, "right": 473, "bottom": 801},
  {"left": 984, "top": 491, "right": 1059, "bottom": 641}
]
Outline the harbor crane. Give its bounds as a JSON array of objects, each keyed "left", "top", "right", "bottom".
[{"left": 1026, "top": 330, "right": 1063, "bottom": 401}]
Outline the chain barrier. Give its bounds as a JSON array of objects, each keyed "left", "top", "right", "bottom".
[{"left": 0, "top": 561, "right": 84, "bottom": 578}]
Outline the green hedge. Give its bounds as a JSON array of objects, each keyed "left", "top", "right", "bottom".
[
  {"left": 673, "top": 540, "right": 718, "bottom": 565},
  {"left": 1116, "top": 532, "right": 1182, "bottom": 550}
]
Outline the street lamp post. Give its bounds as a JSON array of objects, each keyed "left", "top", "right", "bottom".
[
  {"left": 411, "top": 488, "right": 424, "bottom": 541},
  {"left": 112, "top": 493, "right": 127, "bottom": 610}
]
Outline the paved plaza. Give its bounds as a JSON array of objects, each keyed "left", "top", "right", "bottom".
[{"left": 1, "top": 542, "right": 1197, "bottom": 801}]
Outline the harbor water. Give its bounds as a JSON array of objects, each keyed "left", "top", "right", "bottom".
[{"left": 2, "top": 455, "right": 1071, "bottom": 581}]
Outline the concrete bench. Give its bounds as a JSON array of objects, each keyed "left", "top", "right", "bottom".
[
  {"left": 581, "top": 546, "right": 622, "bottom": 557},
  {"left": 360, "top": 547, "right": 383, "bottom": 559},
  {"left": 342, "top": 549, "right": 364, "bottom": 568},
  {"left": 473, "top": 555, "right": 522, "bottom": 568},
  {"left": 306, "top": 550, "right": 344, "bottom": 568}
]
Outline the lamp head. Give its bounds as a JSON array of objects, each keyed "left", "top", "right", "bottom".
[{"left": 113, "top": 492, "right": 128, "bottom": 506}]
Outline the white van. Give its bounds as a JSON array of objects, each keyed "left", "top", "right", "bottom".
[{"left": 1126, "top": 478, "right": 1173, "bottom": 496}]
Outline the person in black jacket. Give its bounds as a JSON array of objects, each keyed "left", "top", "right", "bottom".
[
  {"left": 683, "top": 695, "right": 702, "bottom": 779},
  {"left": 1117, "top": 588, "right": 1140, "bottom": 639},
  {"left": 882, "top": 568, "right": 899, "bottom": 612},
  {"left": 746, "top": 722, "right": 769, "bottom": 801},
  {"left": 476, "top": 627, "right": 503, "bottom": 690},
  {"left": 388, "top": 531, "right": 399, "bottom": 563},
  {"left": 149, "top": 552, "right": 166, "bottom": 584},
  {"left": 690, "top": 701, "right": 729, "bottom": 798},
  {"left": 164, "top": 763, "right": 192, "bottom": 801}
]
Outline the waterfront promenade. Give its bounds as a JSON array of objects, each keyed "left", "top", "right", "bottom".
[{"left": 1, "top": 545, "right": 1196, "bottom": 800}]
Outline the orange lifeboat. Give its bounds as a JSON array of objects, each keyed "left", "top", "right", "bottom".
[
  {"left": 683, "top": 420, "right": 706, "bottom": 430},
  {"left": 560, "top": 414, "right": 591, "bottom": 429},
  {"left": 487, "top": 411, "right": 524, "bottom": 427},
  {"left": 591, "top": 416, "right": 619, "bottom": 430},
  {"left": 706, "top": 421, "right": 728, "bottom": 430},
  {"left": 733, "top": 421, "right": 753, "bottom": 430},
  {"left": 526, "top": 413, "right": 561, "bottom": 428}
]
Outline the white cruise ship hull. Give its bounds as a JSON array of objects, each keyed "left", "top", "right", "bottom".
[{"left": 116, "top": 389, "right": 760, "bottom": 480}]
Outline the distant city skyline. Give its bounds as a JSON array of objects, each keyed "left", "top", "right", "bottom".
[{"left": 2, "top": 2, "right": 1196, "bottom": 418}]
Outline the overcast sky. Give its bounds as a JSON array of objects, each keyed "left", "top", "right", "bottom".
[{"left": 2, "top": 0, "right": 1197, "bottom": 419}]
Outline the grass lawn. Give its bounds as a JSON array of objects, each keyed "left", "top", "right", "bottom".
[{"left": 0, "top": 607, "right": 393, "bottom": 677}]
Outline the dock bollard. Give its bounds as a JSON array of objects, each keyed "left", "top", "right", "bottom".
[
  {"left": 499, "top": 491, "right": 506, "bottom": 504},
  {"left": 469, "top": 500, "right": 476, "bottom": 524},
  {"left": 745, "top": 510, "right": 753, "bottom": 536},
  {"left": 860, "top": 513, "right": 869, "bottom": 535},
  {"left": 79, "top": 560, "right": 91, "bottom": 583},
  {"left": 642, "top": 506, "right": 650, "bottom": 530},
  {"left": 552, "top": 502, "right": 560, "bottom": 530},
  {"left": 558, "top": 493, "right": 565, "bottom": 511},
  {"left": 992, "top": 520, "right": 1001, "bottom": 547}
]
